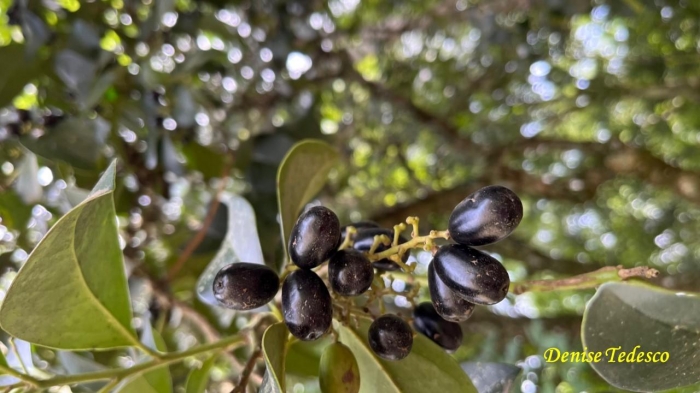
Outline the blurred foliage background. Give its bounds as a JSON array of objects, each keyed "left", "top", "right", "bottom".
[{"left": 0, "top": 0, "right": 699, "bottom": 391}]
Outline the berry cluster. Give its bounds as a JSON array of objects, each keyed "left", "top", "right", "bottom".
[{"left": 212, "top": 185, "right": 523, "bottom": 361}]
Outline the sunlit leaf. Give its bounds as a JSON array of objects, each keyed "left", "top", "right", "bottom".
[
  {"left": 0, "top": 161, "right": 139, "bottom": 350},
  {"left": 276, "top": 140, "right": 339, "bottom": 259},
  {"left": 337, "top": 318, "right": 476, "bottom": 393},
  {"left": 582, "top": 282, "right": 700, "bottom": 392},
  {"left": 259, "top": 322, "right": 288, "bottom": 393}
]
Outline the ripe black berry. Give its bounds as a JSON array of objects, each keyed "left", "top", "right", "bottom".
[
  {"left": 288, "top": 206, "right": 341, "bottom": 269},
  {"left": 213, "top": 263, "right": 280, "bottom": 310},
  {"left": 352, "top": 228, "right": 408, "bottom": 271},
  {"left": 340, "top": 221, "right": 380, "bottom": 240},
  {"left": 412, "top": 302, "right": 463, "bottom": 352},
  {"left": 428, "top": 263, "right": 475, "bottom": 322},
  {"left": 448, "top": 185, "right": 523, "bottom": 246},
  {"left": 328, "top": 249, "right": 374, "bottom": 296},
  {"left": 368, "top": 314, "right": 413, "bottom": 361},
  {"left": 282, "top": 269, "right": 333, "bottom": 341},
  {"left": 433, "top": 244, "right": 510, "bottom": 305}
]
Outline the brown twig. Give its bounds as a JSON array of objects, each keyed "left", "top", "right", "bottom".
[
  {"left": 511, "top": 265, "right": 660, "bottom": 295},
  {"left": 166, "top": 154, "right": 234, "bottom": 281},
  {"left": 231, "top": 347, "right": 262, "bottom": 393}
]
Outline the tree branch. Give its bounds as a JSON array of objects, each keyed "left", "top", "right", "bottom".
[{"left": 166, "top": 154, "right": 234, "bottom": 281}]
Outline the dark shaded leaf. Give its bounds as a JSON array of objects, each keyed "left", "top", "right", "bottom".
[
  {"left": 21, "top": 116, "right": 109, "bottom": 169},
  {"left": 582, "top": 282, "right": 700, "bottom": 392},
  {"left": 276, "top": 140, "right": 339, "bottom": 259},
  {"left": 0, "top": 44, "right": 45, "bottom": 108}
]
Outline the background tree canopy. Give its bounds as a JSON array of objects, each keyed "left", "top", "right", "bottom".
[{"left": 0, "top": 0, "right": 700, "bottom": 392}]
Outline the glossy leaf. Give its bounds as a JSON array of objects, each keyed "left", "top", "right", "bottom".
[
  {"left": 0, "top": 160, "right": 139, "bottom": 350},
  {"left": 117, "top": 325, "right": 172, "bottom": 393},
  {"left": 260, "top": 322, "right": 289, "bottom": 393},
  {"left": 582, "top": 282, "right": 700, "bottom": 392},
  {"left": 276, "top": 140, "right": 339, "bottom": 258},
  {"left": 185, "top": 355, "right": 217, "bottom": 393},
  {"left": 196, "top": 193, "right": 265, "bottom": 307},
  {"left": 337, "top": 318, "right": 477, "bottom": 393},
  {"left": 461, "top": 362, "right": 521, "bottom": 393}
]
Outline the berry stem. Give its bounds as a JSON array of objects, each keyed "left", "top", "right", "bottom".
[
  {"left": 338, "top": 227, "right": 356, "bottom": 250},
  {"left": 366, "top": 228, "right": 450, "bottom": 267},
  {"left": 510, "top": 265, "right": 660, "bottom": 294}
]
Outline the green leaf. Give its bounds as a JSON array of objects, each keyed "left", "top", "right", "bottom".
[
  {"left": 320, "top": 342, "right": 360, "bottom": 393},
  {"left": 0, "top": 160, "right": 139, "bottom": 350},
  {"left": 276, "top": 140, "right": 339, "bottom": 258},
  {"left": 21, "top": 116, "right": 110, "bottom": 169},
  {"left": 460, "top": 362, "right": 521, "bottom": 393},
  {"left": 337, "top": 318, "right": 477, "bottom": 393},
  {"left": 117, "top": 325, "right": 172, "bottom": 393},
  {"left": 0, "top": 190, "right": 32, "bottom": 230},
  {"left": 185, "top": 355, "right": 217, "bottom": 393},
  {"left": 582, "top": 282, "right": 700, "bottom": 392},
  {"left": 0, "top": 44, "right": 45, "bottom": 108},
  {"left": 260, "top": 322, "right": 289, "bottom": 393},
  {"left": 286, "top": 336, "right": 332, "bottom": 377}
]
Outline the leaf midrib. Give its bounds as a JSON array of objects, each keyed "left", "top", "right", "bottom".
[{"left": 69, "top": 194, "right": 137, "bottom": 347}]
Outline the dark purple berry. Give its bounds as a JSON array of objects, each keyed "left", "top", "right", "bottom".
[
  {"left": 328, "top": 249, "right": 374, "bottom": 296},
  {"left": 282, "top": 269, "right": 333, "bottom": 341},
  {"left": 428, "top": 263, "right": 475, "bottom": 322},
  {"left": 448, "top": 185, "right": 523, "bottom": 246},
  {"left": 433, "top": 244, "right": 510, "bottom": 305},
  {"left": 413, "top": 302, "right": 463, "bottom": 352},
  {"left": 213, "top": 263, "right": 280, "bottom": 310},
  {"left": 352, "top": 228, "right": 408, "bottom": 271},
  {"left": 368, "top": 314, "right": 413, "bottom": 361},
  {"left": 288, "top": 206, "right": 341, "bottom": 269},
  {"left": 340, "top": 221, "right": 380, "bottom": 241}
]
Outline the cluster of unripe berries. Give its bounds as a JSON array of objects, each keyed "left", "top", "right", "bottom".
[{"left": 212, "top": 185, "right": 523, "bottom": 361}]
